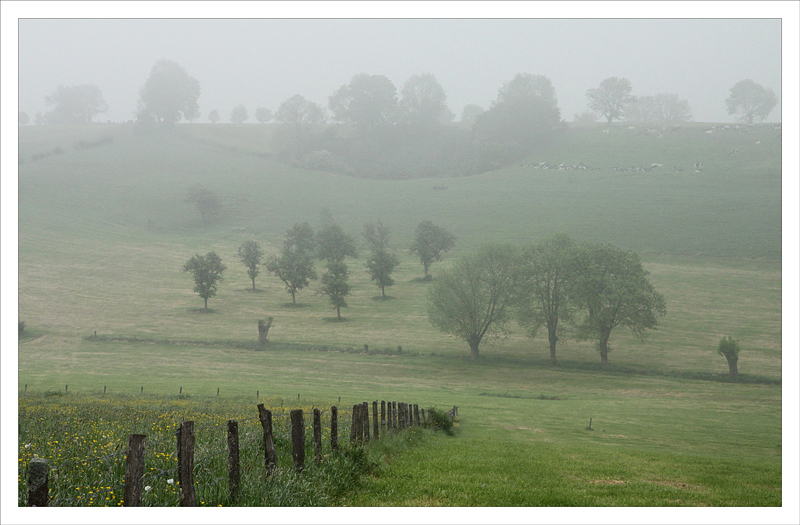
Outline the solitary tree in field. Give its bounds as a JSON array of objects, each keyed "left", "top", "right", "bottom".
[
  {"left": 428, "top": 244, "right": 519, "bottom": 360},
  {"left": 516, "top": 234, "right": 577, "bottom": 364},
  {"left": 726, "top": 79, "right": 778, "bottom": 124},
  {"left": 363, "top": 220, "right": 399, "bottom": 298},
  {"left": 265, "top": 223, "right": 317, "bottom": 304},
  {"left": 208, "top": 109, "right": 220, "bottom": 123},
  {"left": 717, "top": 335, "right": 741, "bottom": 377},
  {"left": 230, "top": 104, "right": 249, "bottom": 124},
  {"left": 586, "top": 77, "right": 634, "bottom": 124},
  {"left": 185, "top": 184, "right": 221, "bottom": 223},
  {"left": 319, "top": 261, "right": 351, "bottom": 320},
  {"left": 235, "top": 240, "right": 264, "bottom": 290},
  {"left": 410, "top": 220, "right": 455, "bottom": 280},
  {"left": 570, "top": 242, "right": 666, "bottom": 365},
  {"left": 136, "top": 60, "right": 201, "bottom": 126},
  {"left": 183, "top": 251, "right": 226, "bottom": 310}
]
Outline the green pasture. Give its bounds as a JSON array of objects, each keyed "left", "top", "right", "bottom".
[{"left": 16, "top": 122, "right": 782, "bottom": 507}]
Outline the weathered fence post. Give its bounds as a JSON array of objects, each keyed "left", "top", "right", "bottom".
[
  {"left": 313, "top": 408, "right": 322, "bottom": 465},
  {"left": 227, "top": 420, "right": 240, "bottom": 501},
  {"left": 350, "top": 404, "right": 361, "bottom": 445},
  {"left": 27, "top": 458, "right": 49, "bottom": 506},
  {"left": 380, "top": 401, "right": 386, "bottom": 434},
  {"left": 362, "top": 402, "right": 370, "bottom": 443},
  {"left": 331, "top": 405, "right": 338, "bottom": 450},
  {"left": 291, "top": 409, "right": 305, "bottom": 471},
  {"left": 123, "top": 434, "right": 146, "bottom": 507},
  {"left": 421, "top": 408, "right": 427, "bottom": 427},
  {"left": 177, "top": 421, "right": 196, "bottom": 506},
  {"left": 398, "top": 403, "right": 405, "bottom": 430},
  {"left": 392, "top": 402, "right": 398, "bottom": 431},
  {"left": 414, "top": 404, "right": 420, "bottom": 427},
  {"left": 257, "top": 404, "right": 278, "bottom": 475},
  {"left": 372, "top": 401, "right": 379, "bottom": 440}
]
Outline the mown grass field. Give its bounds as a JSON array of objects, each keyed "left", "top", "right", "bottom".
[{"left": 13, "top": 121, "right": 786, "bottom": 516}]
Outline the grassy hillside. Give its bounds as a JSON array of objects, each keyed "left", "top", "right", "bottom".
[{"left": 15, "top": 122, "right": 783, "bottom": 510}]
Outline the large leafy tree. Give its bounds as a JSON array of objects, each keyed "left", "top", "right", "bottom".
[
  {"left": 230, "top": 104, "right": 248, "bottom": 123},
  {"left": 235, "top": 240, "right": 264, "bottom": 290},
  {"left": 43, "top": 84, "right": 108, "bottom": 124},
  {"left": 137, "top": 59, "right": 201, "bottom": 125},
  {"left": 183, "top": 251, "right": 226, "bottom": 310},
  {"left": 725, "top": 79, "right": 778, "bottom": 124},
  {"left": 329, "top": 73, "right": 398, "bottom": 133},
  {"left": 274, "top": 94, "right": 326, "bottom": 157},
  {"left": 473, "top": 73, "right": 561, "bottom": 149},
  {"left": 265, "top": 223, "right": 317, "bottom": 305},
  {"left": 410, "top": 220, "right": 455, "bottom": 279},
  {"left": 398, "top": 73, "right": 451, "bottom": 131},
  {"left": 185, "top": 184, "right": 221, "bottom": 223},
  {"left": 254, "top": 107, "right": 273, "bottom": 123},
  {"left": 625, "top": 93, "right": 692, "bottom": 123},
  {"left": 586, "top": 77, "right": 634, "bottom": 124},
  {"left": 319, "top": 261, "right": 351, "bottom": 320},
  {"left": 516, "top": 234, "right": 576, "bottom": 364},
  {"left": 570, "top": 243, "right": 666, "bottom": 365},
  {"left": 428, "top": 244, "right": 519, "bottom": 360}
]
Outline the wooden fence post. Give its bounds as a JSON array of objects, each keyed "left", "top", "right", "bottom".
[
  {"left": 372, "top": 401, "right": 379, "bottom": 440},
  {"left": 313, "top": 408, "right": 322, "bottom": 465},
  {"left": 414, "top": 404, "right": 420, "bottom": 427},
  {"left": 177, "top": 421, "right": 196, "bottom": 506},
  {"left": 331, "top": 406, "right": 338, "bottom": 450},
  {"left": 350, "top": 404, "right": 361, "bottom": 445},
  {"left": 123, "top": 434, "right": 146, "bottom": 507},
  {"left": 362, "top": 402, "right": 370, "bottom": 443},
  {"left": 421, "top": 408, "right": 427, "bottom": 427},
  {"left": 27, "top": 458, "right": 49, "bottom": 507},
  {"left": 392, "top": 402, "right": 398, "bottom": 431},
  {"left": 398, "top": 403, "right": 405, "bottom": 430},
  {"left": 380, "top": 401, "right": 386, "bottom": 434},
  {"left": 227, "top": 420, "right": 240, "bottom": 501},
  {"left": 257, "top": 404, "right": 277, "bottom": 475},
  {"left": 291, "top": 409, "right": 305, "bottom": 471}
]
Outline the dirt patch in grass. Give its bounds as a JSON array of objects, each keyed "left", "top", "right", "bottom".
[{"left": 589, "top": 479, "right": 628, "bottom": 485}]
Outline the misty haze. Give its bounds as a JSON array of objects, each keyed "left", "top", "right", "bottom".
[{"left": 7, "top": 9, "right": 792, "bottom": 521}]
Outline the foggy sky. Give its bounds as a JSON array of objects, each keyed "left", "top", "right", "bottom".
[{"left": 17, "top": 16, "right": 782, "bottom": 124}]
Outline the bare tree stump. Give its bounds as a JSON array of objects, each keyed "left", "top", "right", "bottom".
[
  {"left": 257, "top": 317, "right": 273, "bottom": 347},
  {"left": 291, "top": 409, "right": 305, "bottom": 471},
  {"left": 177, "top": 421, "right": 196, "bottom": 506},
  {"left": 257, "top": 404, "right": 277, "bottom": 475},
  {"left": 28, "top": 458, "right": 49, "bottom": 507}
]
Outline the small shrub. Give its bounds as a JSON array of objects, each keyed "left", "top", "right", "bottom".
[{"left": 426, "top": 407, "right": 455, "bottom": 435}]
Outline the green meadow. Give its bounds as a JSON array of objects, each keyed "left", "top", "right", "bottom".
[{"left": 17, "top": 121, "right": 782, "bottom": 508}]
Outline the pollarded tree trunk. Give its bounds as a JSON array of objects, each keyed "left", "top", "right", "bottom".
[
  {"left": 468, "top": 338, "right": 480, "bottom": 360},
  {"left": 727, "top": 355, "right": 739, "bottom": 377},
  {"left": 258, "top": 318, "right": 272, "bottom": 347},
  {"left": 598, "top": 332, "right": 611, "bottom": 366}
]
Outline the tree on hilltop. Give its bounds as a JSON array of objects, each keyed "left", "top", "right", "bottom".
[
  {"left": 726, "top": 79, "right": 777, "bottom": 124},
  {"left": 137, "top": 60, "right": 201, "bottom": 125},
  {"left": 230, "top": 104, "right": 249, "bottom": 124},
  {"left": 43, "top": 84, "right": 108, "bottom": 124},
  {"left": 255, "top": 107, "right": 273, "bottom": 123},
  {"left": 586, "top": 77, "right": 634, "bottom": 124},
  {"left": 183, "top": 251, "right": 226, "bottom": 310}
]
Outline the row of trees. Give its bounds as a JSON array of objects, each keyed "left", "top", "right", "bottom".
[
  {"left": 184, "top": 220, "right": 457, "bottom": 319},
  {"left": 428, "top": 235, "right": 667, "bottom": 364}
]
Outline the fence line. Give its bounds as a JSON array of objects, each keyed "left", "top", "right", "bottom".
[{"left": 24, "top": 399, "right": 457, "bottom": 506}]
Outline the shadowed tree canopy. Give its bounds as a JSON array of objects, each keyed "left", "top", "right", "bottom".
[
  {"left": 625, "top": 93, "right": 692, "bottom": 123},
  {"left": 516, "top": 234, "right": 577, "bottom": 363},
  {"left": 570, "top": 242, "right": 666, "bottom": 365},
  {"left": 185, "top": 184, "right": 221, "bottom": 223},
  {"left": 428, "top": 244, "right": 519, "bottom": 360},
  {"left": 254, "top": 107, "right": 273, "bottom": 123},
  {"left": 726, "top": 79, "right": 778, "bottom": 124},
  {"left": 137, "top": 60, "right": 201, "bottom": 125},
  {"left": 410, "top": 220, "right": 456, "bottom": 279},
  {"left": 586, "top": 77, "right": 634, "bottom": 124},
  {"left": 183, "top": 251, "right": 226, "bottom": 310},
  {"left": 363, "top": 220, "right": 399, "bottom": 298},
  {"left": 329, "top": 73, "right": 398, "bottom": 133},
  {"left": 319, "top": 261, "right": 351, "bottom": 320},
  {"left": 43, "top": 84, "right": 108, "bottom": 124},
  {"left": 398, "top": 73, "right": 451, "bottom": 131},
  {"left": 265, "top": 223, "right": 317, "bottom": 305}
]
